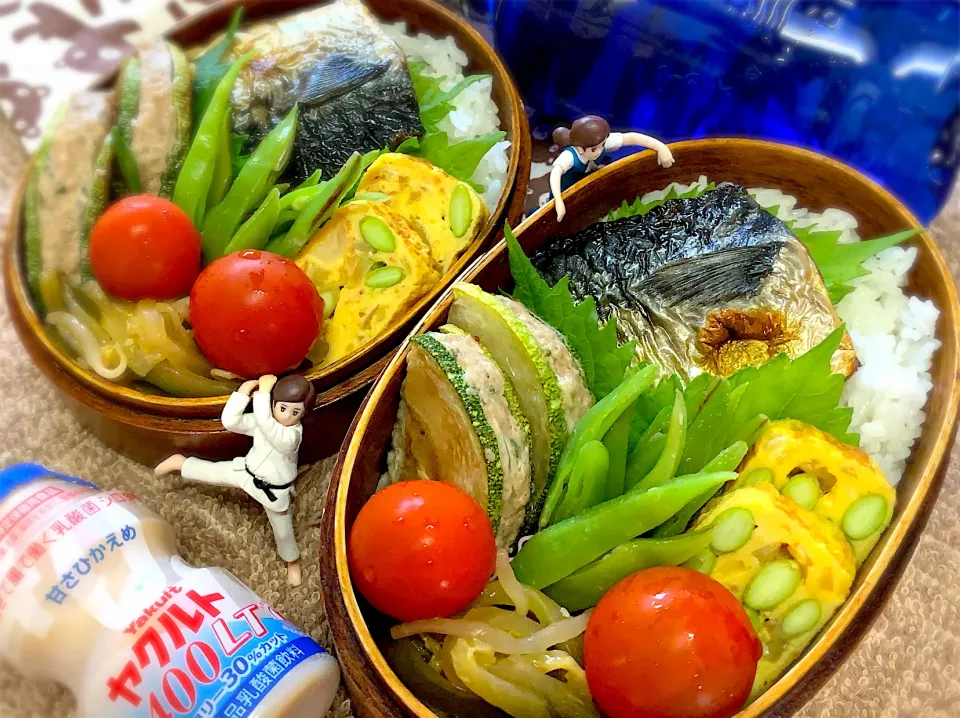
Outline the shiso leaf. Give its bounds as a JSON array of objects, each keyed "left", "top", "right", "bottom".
[
  {"left": 506, "top": 225, "right": 636, "bottom": 400},
  {"left": 398, "top": 131, "right": 505, "bottom": 193},
  {"left": 790, "top": 225, "right": 920, "bottom": 304},
  {"left": 602, "top": 181, "right": 715, "bottom": 222},
  {"left": 409, "top": 60, "right": 490, "bottom": 134},
  {"left": 191, "top": 8, "right": 244, "bottom": 135}
]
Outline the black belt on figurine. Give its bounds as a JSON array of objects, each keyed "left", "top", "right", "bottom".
[{"left": 245, "top": 464, "right": 295, "bottom": 503}]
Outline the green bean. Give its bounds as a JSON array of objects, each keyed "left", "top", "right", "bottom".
[
  {"left": 449, "top": 183, "right": 473, "bottom": 238},
  {"left": 540, "top": 365, "right": 660, "bottom": 528},
  {"left": 744, "top": 560, "right": 801, "bottom": 610},
  {"left": 741, "top": 466, "right": 775, "bottom": 487},
  {"left": 223, "top": 188, "right": 281, "bottom": 255},
  {"left": 513, "top": 470, "right": 735, "bottom": 589},
  {"left": 360, "top": 215, "right": 397, "bottom": 252},
  {"left": 173, "top": 51, "right": 254, "bottom": 226},
  {"left": 202, "top": 105, "right": 298, "bottom": 261},
  {"left": 110, "top": 126, "right": 142, "bottom": 194},
  {"left": 265, "top": 152, "right": 363, "bottom": 258},
  {"left": 272, "top": 182, "right": 291, "bottom": 195},
  {"left": 624, "top": 433, "right": 666, "bottom": 491},
  {"left": 682, "top": 549, "right": 717, "bottom": 575},
  {"left": 208, "top": 114, "right": 233, "bottom": 210},
  {"left": 633, "top": 389, "right": 686, "bottom": 493},
  {"left": 552, "top": 441, "right": 609, "bottom": 524},
  {"left": 294, "top": 169, "right": 321, "bottom": 190},
  {"left": 711, "top": 507, "right": 755, "bottom": 553},
  {"left": 602, "top": 406, "right": 633, "bottom": 500},
  {"left": 779, "top": 599, "right": 822, "bottom": 637},
  {"left": 652, "top": 441, "right": 748, "bottom": 538},
  {"left": 841, "top": 494, "right": 888, "bottom": 539},
  {"left": 781, "top": 473, "right": 821, "bottom": 510},
  {"left": 543, "top": 528, "right": 714, "bottom": 611}
]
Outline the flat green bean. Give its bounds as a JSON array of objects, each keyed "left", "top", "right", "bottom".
[
  {"left": 552, "top": 441, "right": 609, "bottom": 524},
  {"left": 539, "top": 365, "right": 660, "bottom": 528},
  {"left": 202, "top": 105, "right": 298, "bottom": 261},
  {"left": 512, "top": 470, "right": 735, "bottom": 589},
  {"left": 652, "top": 441, "right": 748, "bottom": 537},
  {"left": 543, "top": 528, "right": 714, "bottom": 611},
  {"left": 223, "top": 188, "right": 281, "bottom": 255},
  {"left": 633, "top": 389, "right": 686, "bottom": 492},
  {"left": 624, "top": 432, "right": 666, "bottom": 491},
  {"left": 173, "top": 51, "right": 254, "bottom": 227},
  {"left": 265, "top": 152, "right": 363, "bottom": 258},
  {"left": 602, "top": 405, "right": 633, "bottom": 500}
]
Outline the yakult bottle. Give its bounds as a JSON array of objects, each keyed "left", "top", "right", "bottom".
[{"left": 0, "top": 463, "right": 340, "bottom": 718}]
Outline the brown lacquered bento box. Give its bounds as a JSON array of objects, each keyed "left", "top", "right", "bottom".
[
  {"left": 320, "top": 139, "right": 960, "bottom": 718},
  {"left": 3, "top": 0, "right": 531, "bottom": 466}
]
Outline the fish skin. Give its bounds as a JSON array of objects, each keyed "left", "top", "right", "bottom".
[
  {"left": 225, "top": 0, "right": 423, "bottom": 184},
  {"left": 532, "top": 183, "right": 857, "bottom": 380}
]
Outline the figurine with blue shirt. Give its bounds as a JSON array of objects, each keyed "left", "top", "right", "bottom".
[
  {"left": 549, "top": 115, "right": 675, "bottom": 221},
  {"left": 155, "top": 374, "right": 315, "bottom": 586}
]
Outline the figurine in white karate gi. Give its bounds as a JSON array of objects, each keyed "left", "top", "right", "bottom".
[{"left": 155, "top": 373, "right": 316, "bottom": 586}]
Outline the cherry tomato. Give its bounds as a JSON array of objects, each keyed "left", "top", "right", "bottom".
[
  {"left": 190, "top": 249, "right": 324, "bottom": 377},
  {"left": 348, "top": 481, "right": 496, "bottom": 622},
  {"left": 584, "top": 566, "right": 762, "bottom": 718},
  {"left": 89, "top": 195, "right": 201, "bottom": 301}
]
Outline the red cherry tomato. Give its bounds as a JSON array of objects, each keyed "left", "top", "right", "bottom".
[
  {"left": 189, "top": 250, "right": 324, "bottom": 377},
  {"left": 89, "top": 195, "right": 201, "bottom": 301},
  {"left": 348, "top": 480, "right": 496, "bottom": 622},
  {"left": 584, "top": 566, "right": 762, "bottom": 718}
]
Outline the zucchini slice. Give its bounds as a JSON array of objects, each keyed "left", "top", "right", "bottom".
[
  {"left": 448, "top": 283, "right": 593, "bottom": 530},
  {"left": 115, "top": 40, "right": 192, "bottom": 197},
  {"left": 25, "top": 92, "right": 114, "bottom": 312},
  {"left": 390, "top": 331, "right": 533, "bottom": 548}
]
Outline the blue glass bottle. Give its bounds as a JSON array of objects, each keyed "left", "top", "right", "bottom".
[{"left": 476, "top": 0, "right": 959, "bottom": 224}]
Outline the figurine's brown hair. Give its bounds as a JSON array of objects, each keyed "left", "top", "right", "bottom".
[
  {"left": 553, "top": 115, "right": 611, "bottom": 149},
  {"left": 272, "top": 375, "right": 316, "bottom": 412}
]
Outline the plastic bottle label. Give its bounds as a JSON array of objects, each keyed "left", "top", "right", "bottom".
[{"left": 105, "top": 570, "right": 324, "bottom": 718}]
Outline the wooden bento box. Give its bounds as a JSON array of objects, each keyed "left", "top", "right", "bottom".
[
  {"left": 3, "top": 0, "right": 531, "bottom": 466},
  {"left": 320, "top": 139, "right": 960, "bottom": 717}
]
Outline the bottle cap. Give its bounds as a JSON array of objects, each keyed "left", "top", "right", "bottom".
[{"left": 0, "top": 463, "right": 99, "bottom": 503}]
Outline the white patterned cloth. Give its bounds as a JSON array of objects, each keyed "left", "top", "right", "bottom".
[{"left": 0, "top": 0, "right": 213, "bottom": 149}]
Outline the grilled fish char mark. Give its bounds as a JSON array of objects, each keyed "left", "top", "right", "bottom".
[
  {"left": 227, "top": 0, "right": 424, "bottom": 184},
  {"left": 532, "top": 183, "right": 856, "bottom": 379}
]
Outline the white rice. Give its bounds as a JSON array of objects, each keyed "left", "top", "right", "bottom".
[
  {"left": 749, "top": 187, "right": 940, "bottom": 484},
  {"left": 383, "top": 22, "right": 511, "bottom": 211}
]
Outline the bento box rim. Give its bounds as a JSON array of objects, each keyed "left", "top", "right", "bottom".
[
  {"left": 331, "top": 138, "right": 960, "bottom": 718},
  {"left": 4, "top": 0, "right": 529, "bottom": 416}
]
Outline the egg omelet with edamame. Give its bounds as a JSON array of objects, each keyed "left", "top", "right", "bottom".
[
  {"left": 694, "top": 483, "right": 856, "bottom": 701},
  {"left": 294, "top": 200, "right": 440, "bottom": 367},
  {"left": 356, "top": 153, "right": 488, "bottom": 273}
]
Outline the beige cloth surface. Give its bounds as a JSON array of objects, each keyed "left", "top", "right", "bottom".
[{"left": 0, "top": 105, "right": 958, "bottom": 717}]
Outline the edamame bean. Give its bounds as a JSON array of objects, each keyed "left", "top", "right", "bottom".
[
  {"left": 744, "top": 559, "right": 801, "bottom": 610},
  {"left": 449, "top": 183, "right": 473, "bottom": 238},
  {"left": 682, "top": 549, "right": 717, "bottom": 575},
  {"left": 841, "top": 494, "right": 888, "bottom": 539},
  {"left": 781, "top": 473, "right": 821, "bottom": 510},
  {"left": 366, "top": 266, "right": 405, "bottom": 289},
  {"left": 779, "top": 598, "right": 822, "bottom": 637},
  {"left": 711, "top": 507, "right": 755, "bottom": 553},
  {"left": 741, "top": 467, "right": 774, "bottom": 487},
  {"left": 360, "top": 215, "right": 397, "bottom": 252}
]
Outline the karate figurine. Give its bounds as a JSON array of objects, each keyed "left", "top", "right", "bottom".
[
  {"left": 548, "top": 115, "right": 675, "bottom": 222},
  {"left": 155, "top": 374, "right": 316, "bottom": 587}
]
